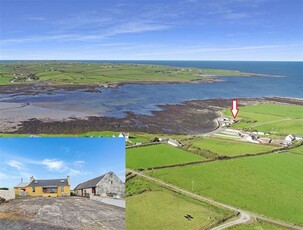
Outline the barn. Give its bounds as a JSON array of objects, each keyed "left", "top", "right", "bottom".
[{"left": 74, "top": 172, "right": 124, "bottom": 198}]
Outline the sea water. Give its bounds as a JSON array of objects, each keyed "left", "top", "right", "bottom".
[{"left": 0, "top": 61, "right": 302, "bottom": 117}]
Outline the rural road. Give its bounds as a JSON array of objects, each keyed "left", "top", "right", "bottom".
[
  {"left": 211, "top": 211, "right": 251, "bottom": 230},
  {"left": 127, "top": 169, "right": 303, "bottom": 230}
]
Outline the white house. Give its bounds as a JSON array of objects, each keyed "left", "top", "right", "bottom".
[
  {"left": 119, "top": 132, "right": 129, "bottom": 141},
  {"left": 285, "top": 134, "right": 296, "bottom": 142},
  {"left": 246, "top": 134, "right": 260, "bottom": 144},
  {"left": 168, "top": 139, "right": 182, "bottom": 147}
]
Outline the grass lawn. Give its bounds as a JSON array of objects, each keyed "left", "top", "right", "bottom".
[
  {"left": 150, "top": 153, "right": 303, "bottom": 225},
  {"left": 126, "top": 177, "right": 231, "bottom": 230},
  {"left": 222, "top": 104, "right": 303, "bottom": 136},
  {"left": 126, "top": 144, "right": 205, "bottom": 169},
  {"left": 228, "top": 221, "right": 290, "bottom": 230},
  {"left": 189, "top": 137, "right": 275, "bottom": 156}
]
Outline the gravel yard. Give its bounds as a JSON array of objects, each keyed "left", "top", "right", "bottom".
[{"left": 0, "top": 196, "right": 125, "bottom": 230}]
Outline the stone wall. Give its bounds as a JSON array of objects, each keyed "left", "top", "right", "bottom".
[
  {"left": 90, "top": 195, "right": 125, "bottom": 208},
  {"left": 0, "top": 189, "right": 15, "bottom": 201},
  {"left": 96, "top": 173, "right": 125, "bottom": 198}
]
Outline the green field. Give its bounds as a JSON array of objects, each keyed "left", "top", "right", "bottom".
[
  {"left": 150, "top": 153, "right": 303, "bottom": 225},
  {"left": 289, "top": 145, "right": 303, "bottom": 155},
  {"left": 126, "top": 176, "right": 231, "bottom": 230},
  {"left": 188, "top": 137, "right": 276, "bottom": 156},
  {"left": 223, "top": 104, "right": 303, "bottom": 135},
  {"left": 228, "top": 221, "right": 290, "bottom": 230},
  {"left": 126, "top": 144, "right": 205, "bottom": 169},
  {"left": 0, "top": 62, "right": 259, "bottom": 85}
]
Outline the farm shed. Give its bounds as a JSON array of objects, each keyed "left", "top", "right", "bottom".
[
  {"left": 168, "top": 139, "right": 182, "bottom": 147},
  {"left": 74, "top": 172, "right": 124, "bottom": 198}
]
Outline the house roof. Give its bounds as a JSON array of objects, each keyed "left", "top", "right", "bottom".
[
  {"left": 28, "top": 179, "right": 68, "bottom": 187},
  {"left": 14, "top": 182, "right": 28, "bottom": 188},
  {"left": 168, "top": 139, "right": 181, "bottom": 145},
  {"left": 74, "top": 172, "right": 113, "bottom": 190}
]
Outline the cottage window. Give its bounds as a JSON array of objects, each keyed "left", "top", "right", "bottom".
[
  {"left": 111, "top": 180, "right": 113, "bottom": 185},
  {"left": 32, "top": 187, "right": 35, "bottom": 193},
  {"left": 43, "top": 187, "right": 57, "bottom": 193},
  {"left": 61, "top": 187, "right": 64, "bottom": 193}
]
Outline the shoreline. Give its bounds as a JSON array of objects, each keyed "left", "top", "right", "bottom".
[
  {"left": 1, "top": 97, "right": 302, "bottom": 135},
  {"left": 0, "top": 71, "right": 285, "bottom": 94}
]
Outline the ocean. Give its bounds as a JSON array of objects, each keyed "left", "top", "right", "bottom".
[{"left": 1, "top": 61, "right": 302, "bottom": 117}]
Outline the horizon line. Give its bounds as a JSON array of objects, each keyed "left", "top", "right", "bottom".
[{"left": 0, "top": 59, "right": 302, "bottom": 62}]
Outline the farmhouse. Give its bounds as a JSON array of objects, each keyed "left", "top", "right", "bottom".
[
  {"left": 74, "top": 172, "right": 124, "bottom": 198},
  {"left": 168, "top": 139, "right": 182, "bottom": 147},
  {"left": 15, "top": 176, "right": 71, "bottom": 197},
  {"left": 246, "top": 134, "right": 260, "bottom": 144},
  {"left": 285, "top": 134, "right": 296, "bottom": 142},
  {"left": 119, "top": 132, "right": 129, "bottom": 140}
]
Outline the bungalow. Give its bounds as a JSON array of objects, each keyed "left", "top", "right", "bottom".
[
  {"left": 15, "top": 176, "right": 71, "bottom": 197},
  {"left": 74, "top": 172, "right": 124, "bottom": 198}
]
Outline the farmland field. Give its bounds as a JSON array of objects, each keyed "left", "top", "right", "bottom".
[
  {"left": 150, "top": 153, "right": 303, "bottom": 225},
  {"left": 126, "top": 144, "right": 205, "bottom": 169},
  {"left": 223, "top": 104, "right": 303, "bottom": 135},
  {"left": 228, "top": 221, "right": 290, "bottom": 230},
  {"left": 188, "top": 137, "right": 276, "bottom": 156},
  {"left": 0, "top": 62, "right": 254, "bottom": 85},
  {"left": 126, "top": 177, "right": 231, "bottom": 230},
  {"left": 289, "top": 145, "right": 303, "bottom": 155}
]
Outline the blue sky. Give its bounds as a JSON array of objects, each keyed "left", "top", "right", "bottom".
[
  {"left": 0, "top": 0, "right": 302, "bottom": 60},
  {"left": 0, "top": 138, "right": 125, "bottom": 189}
]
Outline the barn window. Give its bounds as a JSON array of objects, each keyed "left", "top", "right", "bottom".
[{"left": 111, "top": 180, "right": 113, "bottom": 185}]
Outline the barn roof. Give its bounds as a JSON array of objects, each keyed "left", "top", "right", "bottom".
[
  {"left": 28, "top": 179, "right": 68, "bottom": 187},
  {"left": 74, "top": 172, "right": 113, "bottom": 190}
]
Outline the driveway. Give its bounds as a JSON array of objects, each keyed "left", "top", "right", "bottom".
[{"left": 0, "top": 196, "right": 125, "bottom": 230}]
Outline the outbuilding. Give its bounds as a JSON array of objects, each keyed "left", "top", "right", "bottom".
[{"left": 74, "top": 172, "right": 124, "bottom": 198}]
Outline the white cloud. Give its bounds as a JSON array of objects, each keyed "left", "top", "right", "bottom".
[
  {"left": 73, "top": 160, "right": 85, "bottom": 166},
  {"left": 68, "top": 168, "right": 90, "bottom": 176},
  {"left": 41, "top": 159, "right": 65, "bottom": 171},
  {"left": 24, "top": 16, "right": 46, "bottom": 21},
  {"left": 7, "top": 160, "right": 24, "bottom": 170}
]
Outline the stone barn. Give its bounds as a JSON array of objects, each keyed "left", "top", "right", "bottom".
[{"left": 74, "top": 172, "right": 124, "bottom": 198}]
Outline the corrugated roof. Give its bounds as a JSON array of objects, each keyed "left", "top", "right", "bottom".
[
  {"left": 74, "top": 172, "right": 113, "bottom": 190},
  {"left": 28, "top": 179, "right": 68, "bottom": 187},
  {"left": 14, "top": 182, "right": 28, "bottom": 188}
]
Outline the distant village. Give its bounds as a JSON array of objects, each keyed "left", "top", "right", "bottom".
[{"left": 217, "top": 116, "right": 302, "bottom": 147}]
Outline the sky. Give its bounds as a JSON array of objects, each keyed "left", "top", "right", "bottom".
[
  {"left": 0, "top": 138, "right": 125, "bottom": 189},
  {"left": 0, "top": 0, "right": 302, "bottom": 61}
]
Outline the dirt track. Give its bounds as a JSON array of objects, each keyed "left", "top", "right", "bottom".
[{"left": 0, "top": 197, "right": 125, "bottom": 230}]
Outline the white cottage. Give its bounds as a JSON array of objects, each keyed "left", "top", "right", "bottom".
[
  {"left": 168, "top": 139, "right": 182, "bottom": 147},
  {"left": 285, "top": 134, "right": 296, "bottom": 142}
]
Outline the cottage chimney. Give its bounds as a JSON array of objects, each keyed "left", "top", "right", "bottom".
[
  {"left": 29, "top": 176, "right": 35, "bottom": 183},
  {"left": 67, "top": 176, "right": 70, "bottom": 185}
]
